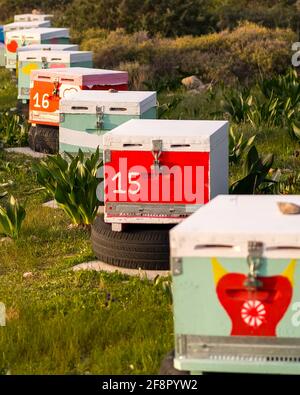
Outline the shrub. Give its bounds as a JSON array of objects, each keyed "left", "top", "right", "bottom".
[
  {"left": 82, "top": 23, "right": 295, "bottom": 89},
  {"left": 214, "top": 0, "right": 298, "bottom": 31}
]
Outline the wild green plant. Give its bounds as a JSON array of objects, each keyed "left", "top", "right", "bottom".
[
  {"left": 0, "top": 195, "right": 26, "bottom": 239},
  {"left": 229, "top": 127, "right": 255, "bottom": 164},
  {"left": 0, "top": 111, "right": 29, "bottom": 148},
  {"left": 222, "top": 89, "right": 253, "bottom": 123},
  {"left": 230, "top": 145, "right": 279, "bottom": 194},
  {"left": 34, "top": 149, "right": 102, "bottom": 227}
]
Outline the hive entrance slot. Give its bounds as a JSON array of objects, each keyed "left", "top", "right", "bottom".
[
  {"left": 266, "top": 246, "right": 300, "bottom": 251},
  {"left": 194, "top": 244, "right": 234, "bottom": 250},
  {"left": 170, "top": 144, "right": 191, "bottom": 148},
  {"left": 71, "top": 106, "right": 89, "bottom": 110},
  {"left": 122, "top": 143, "right": 143, "bottom": 147},
  {"left": 109, "top": 107, "right": 127, "bottom": 112}
]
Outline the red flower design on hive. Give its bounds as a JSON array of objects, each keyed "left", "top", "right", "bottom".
[{"left": 241, "top": 300, "right": 266, "bottom": 328}]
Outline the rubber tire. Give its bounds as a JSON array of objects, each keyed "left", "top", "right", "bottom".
[
  {"left": 28, "top": 126, "right": 37, "bottom": 151},
  {"left": 91, "top": 214, "right": 174, "bottom": 270},
  {"left": 10, "top": 70, "right": 17, "bottom": 85},
  {"left": 29, "top": 124, "right": 59, "bottom": 154},
  {"left": 159, "top": 351, "right": 190, "bottom": 375},
  {"left": 16, "top": 100, "right": 29, "bottom": 119}
]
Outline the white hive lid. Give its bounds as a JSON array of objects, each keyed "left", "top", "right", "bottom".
[
  {"left": 14, "top": 14, "right": 53, "bottom": 22},
  {"left": 103, "top": 119, "right": 228, "bottom": 151},
  {"left": 170, "top": 195, "right": 300, "bottom": 258},
  {"left": 18, "top": 50, "right": 92, "bottom": 62},
  {"left": 6, "top": 28, "right": 69, "bottom": 40},
  {"left": 17, "top": 44, "right": 79, "bottom": 53},
  {"left": 4, "top": 20, "right": 50, "bottom": 32},
  {"left": 60, "top": 90, "right": 156, "bottom": 115}
]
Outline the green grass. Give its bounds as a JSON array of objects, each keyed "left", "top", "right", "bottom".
[
  {"left": 0, "top": 69, "right": 17, "bottom": 111},
  {"left": 0, "top": 152, "right": 173, "bottom": 374}
]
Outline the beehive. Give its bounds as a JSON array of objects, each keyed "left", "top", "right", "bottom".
[{"left": 59, "top": 90, "right": 157, "bottom": 154}]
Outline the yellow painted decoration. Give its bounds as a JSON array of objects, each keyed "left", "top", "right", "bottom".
[
  {"left": 211, "top": 257, "right": 228, "bottom": 286},
  {"left": 281, "top": 259, "right": 297, "bottom": 286},
  {"left": 22, "top": 63, "right": 39, "bottom": 75}
]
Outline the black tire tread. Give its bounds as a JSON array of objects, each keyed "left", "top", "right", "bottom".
[
  {"left": 29, "top": 124, "right": 59, "bottom": 154},
  {"left": 91, "top": 215, "right": 172, "bottom": 270}
]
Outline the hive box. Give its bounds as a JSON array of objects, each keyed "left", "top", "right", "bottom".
[
  {"left": 103, "top": 119, "right": 228, "bottom": 226},
  {"left": 171, "top": 195, "right": 300, "bottom": 375},
  {"left": 14, "top": 14, "right": 53, "bottom": 22},
  {"left": 5, "top": 27, "right": 69, "bottom": 69},
  {"left": 29, "top": 67, "right": 128, "bottom": 127},
  {"left": 59, "top": 90, "right": 157, "bottom": 154},
  {"left": 18, "top": 50, "right": 93, "bottom": 101},
  {"left": 16, "top": 44, "right": 79, "bottom": 85}
]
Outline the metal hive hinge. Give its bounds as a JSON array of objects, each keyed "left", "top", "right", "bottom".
[
  {"left": 172, "top": 257, "right": 183, "bottom": 276},
  {"left": 41, "top": 56, "right": 48, "bottom": 69}
]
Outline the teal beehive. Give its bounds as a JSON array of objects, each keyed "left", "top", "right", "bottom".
[
  {"left": 18, "top": 50, "right": 93, "bottom": 101},
  {"left": 59, "top": 90, "right": 157, "bottom": 154},
  {"left": 170, "top": 195, "right": 300, "bottom": 375},
  {"left": 5, "top": 27, "right": 69, "bottom": 70}
]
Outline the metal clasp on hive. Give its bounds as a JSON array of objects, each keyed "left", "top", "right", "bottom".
[
  {"left": 151, "top": 139, "right": 162, "bottom": 174},
  {"left": 96, "top": 105, "right": 105, "bottom": 132},
  {"left": 244, "top": 241, "right": 263, "bottom": 290}
]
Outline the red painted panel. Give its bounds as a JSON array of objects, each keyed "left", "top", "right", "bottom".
[{"left": 105, "top": 150, "right": 209, "bottom": 206}]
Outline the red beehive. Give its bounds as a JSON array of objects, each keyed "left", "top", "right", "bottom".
[{"left": 29, "top": 67, "right": 128, "bottom": 126}]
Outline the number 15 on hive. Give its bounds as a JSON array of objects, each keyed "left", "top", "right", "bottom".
[{"left": 103, "top": 119, "right": 229, "bottom": 225}]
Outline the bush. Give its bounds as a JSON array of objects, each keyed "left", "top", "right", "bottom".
[
  {"left": 82, "top": 23, "right": 295, "bottom": 89},
  {"left": 213, "top": 0, "right": 298, "bottom": 31},
  {"left": 33, "top": 149, "right": 102, "bottom": 227}
]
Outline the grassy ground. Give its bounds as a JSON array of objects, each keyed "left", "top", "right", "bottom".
[
  {"left": 0, "top": 151, "right": 173, "bottom": 374},
  {"left": 1, "top": 71, "right": 300, "bottom": 374},
  {"left": 0, "top": 69, "right": 17, "bottom": 110}
]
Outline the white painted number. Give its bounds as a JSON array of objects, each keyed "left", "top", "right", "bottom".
[
  {"left": 128, "top": 172, "right": 141, "bottom": 195},
  {"left": 112, "top": 172, "right": 126, "bottom": 194},
  {"left": 33, "top": 93, "right": 50, "bottom": 109},
  {"left": 113, "top": 172, "right": 141, "bottom": 195}
]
